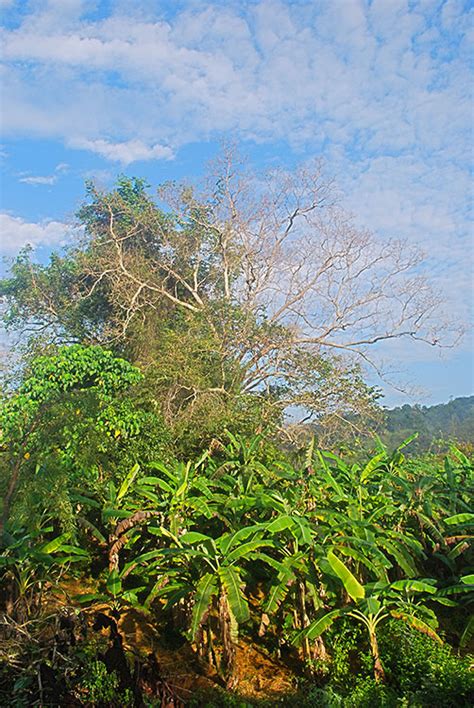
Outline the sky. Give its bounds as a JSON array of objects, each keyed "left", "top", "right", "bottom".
[{"left": 0, "top": 0, "right": 472, "bottom": 407}]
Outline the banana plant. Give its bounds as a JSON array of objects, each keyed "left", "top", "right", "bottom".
[
  {"left": 0, "top": 526, "right": 88, "bottom": 621},
  {"left": 71, "top": 463, "right": 162, "bottom": 572},
  {"left": 442, "top": 512, "right": 474, "bottom": 565},
  {"left": 145, "top": 524, "right": 274, "bottom": 686},
  {"left": 206, "top": 431, "right": 270, "bottom": 496},
  {"left": 441, "top": 446, "right": 474, "bottom": 516},
  {"left": 139, "top": 457, "right": 214, "bottom": 536},
  {"left": 296, "top": 551, "right": 442, "bottom": 683},
  {"left": 257, "top": 510, "right": 328, "bottom": 667}
]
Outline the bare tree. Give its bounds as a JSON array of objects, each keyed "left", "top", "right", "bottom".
[{"left": 1, "top": 150, "right": 462, "bottom": 437}]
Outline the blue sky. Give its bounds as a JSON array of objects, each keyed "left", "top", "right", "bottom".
[{"left": 0, "top": 0, "right": 472, "bottom": 407}]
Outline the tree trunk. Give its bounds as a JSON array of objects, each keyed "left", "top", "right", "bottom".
[
  {"left": 218, "top": 592, "right": 236, "bottom": 688},
  {"left": 369, "top": 629, "right": 385, "bottom": 683},
  {"left": 297, "top": 580, "right": 312, "bottom": 670},
  {"left": 108, "top": 510, "right": 160, "bottom": 571},
  {"left": 1, "top": 458, "right": 22, "bottom": 540}
]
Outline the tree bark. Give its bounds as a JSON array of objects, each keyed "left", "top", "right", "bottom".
[
  {"left": 369, "top": 630, "right": 385, "bottom": 683},
  {"left": 219, "top": 592, "right": 237, "bottom": 688},
  {"left": 108, "top": 510, "right": 161, "bottom": 571}
]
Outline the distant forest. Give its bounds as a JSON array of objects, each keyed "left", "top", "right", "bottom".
[{"left": 381, "top": 395, "right": 474, "bottom": 451}]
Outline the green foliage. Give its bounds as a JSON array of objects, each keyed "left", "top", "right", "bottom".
[
  {"left": 0, "top": 345, "right": 169, "bottom": 533},
  {"left": 379, "top": 620, "right": 474, "bottom": 706},
  {"left": 0, "top": 525, "right": 86, "bottom": 622},
  {"left": 1, "top": 170, "right": 472, "bottom": 705},
  {"left": 381, "top": 396, "right": 474, "bottom": 452},
  {"left": 76, "top": 659, "right": 134, "bottom": 706},
  {"left": 0, "top": 344, "right": 472, "bottom": 702}
]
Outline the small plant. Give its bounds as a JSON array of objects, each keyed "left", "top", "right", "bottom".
[{"left": 76, "top": 658, "right": 134, "bottom": 705}]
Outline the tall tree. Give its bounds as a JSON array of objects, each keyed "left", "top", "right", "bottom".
[{"left": 0, "top": 153, "right": 459, "bottom": 442}]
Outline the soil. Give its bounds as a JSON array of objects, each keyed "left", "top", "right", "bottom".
[{"left": 53, "top": 577, "right": 300, "bottom": 705}]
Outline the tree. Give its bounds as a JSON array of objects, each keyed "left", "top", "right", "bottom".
[
  {"left": 0, "top": 345, "right": 167, "bottom": 537},
  {"left": 297, "top": 552, "right": 443, "bottom": 683},
  {"left": 0, "top": 153, "right": 460, "bottom": 443},
  {"left": 163, "top": 526, "right": 272, "bottom": 686}
]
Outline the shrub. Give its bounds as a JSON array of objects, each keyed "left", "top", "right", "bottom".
[{"left": 379, "top": 620, "right": 474, "bottom": 707}]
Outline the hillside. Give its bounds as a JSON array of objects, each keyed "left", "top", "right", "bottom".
[{"left": 381, "top": 395, "right": 474, "bottom": 450}]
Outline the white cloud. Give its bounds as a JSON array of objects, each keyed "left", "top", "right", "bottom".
[
  {"left": 0, "top": 1, "right": 471, "bottom": 164},
  {"left": 17, "top": 162, "right": 70, "bottom": 185},
  {"left": 69, "top": 138, "right": 174, "bottom": 165},
  {"left": 0, "top": 213, "right": 70, "bottom": 252},
  {"left": 19, "top": 175, "right": 57, "bottom": 185},
  {"left": 0, "top": 0, "right": 472, "bottom": 365}
]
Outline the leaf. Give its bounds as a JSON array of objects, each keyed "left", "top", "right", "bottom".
[
  {"left": 460, "top": 574, "right": 474, "bottom": 585},
  {"left": 227, "top": 601, "right": 240, "bottom": 644},
  {"left": 444, "top": 513, "right": 474, "bottom": 526},
  {"left": 136, "top": 489, "right": 160, "bottom": 504},
  {"left": 148, "top": 461, "right": 177, "bottom": 482},
  {"left": 39, "top": 534, "right": 69, "bottom": 554},
  {"left": 102, "top": 508, "right": 132, "bottom": 520},
  {"left": 121, "top": 591, "right": 141, "bottom": 605},
  {"left": 59, "top": 544, "right": 89, "bottom": 557},
  {"left": 328, "top": 551, "right": 365, "bottom": 601},
  {"left": 365, "top": 597, "right": 381, "bottom": 615},
  {"left": 431, "top": 596, "right": 458, "bottom": 607},
  {"left": 252, "top": 552, "right": 287, "bottom": 574},
  {"left": 220, "top": 524, "right": 264, "bottom": 554},
  {"left": 190, "top": 573, "right": 217, "bottom": 640},
  {"left": 448, "top": 446, "right": 470, "bottom": 467},
  {"left": 292, "top": 516, "right": 312, "bottom": 545},
  {"left": 125, "top": 549, "right": 164, "bottom": 567},
  {"left": 360, "top": 453, "right": 385, "bottom": 483},
  {"left": 56, "top": 555, "right": 86, "bottom": 565},
  {"left": 436, "top": 583, "right": 474, "bottom": 596},
  {"left": 117, "top": 463, "right": 140, "bottom": 502},
  {"left": 180, "top": 531, "right": 212, "bottom": 545},
  {"left": 390, "top": 579, "right": 437, "bottom": 595},
  {"left": 396, "top": 433, "right": 418, "bottom": 451},
  {"left": 218, "top": 566, "right": 249, "bottom": 624},
  {"left": 266, "top": 515, "right": 294, "bottom": 533},
  {"left": 71, "top": 493, "right": 101, "bottom": 509},
  {"left": 296, "top": 610, "right": 342, "bottom": 643},
  {"left": 106, "top": 569, "right": 122, "bottom": 597},
  {"left": 316, "top": 451, "right": 345, "bottom": 497},
  {"left": 264, "top": 572, "right": 293, "bottom": 614},
  {"left": 226, "top": 540, "right": 273, "bottom": 563},
  {"left": 379, "top": 539, "right": 417, "bottom": 577},
  {"left": 390, "top": 611, "right": 442, "bottom": 643},
  {"left": 337, "top": 546, "right": 387, "bottom": 582},
  {"left": 75, "top": 593, "right": 109, "bottom": 604},
  {"left": 189, "top": 497, "right": 212, "bottom": 518},
  {"left": 77, "top": 518, "right": 106, "bottom": 544},
  {"left": 139, "top": 476, "right": 173, "bottom": 493},
  {"left": 448, "top": 540, "right": 472, "bottom": 560}
]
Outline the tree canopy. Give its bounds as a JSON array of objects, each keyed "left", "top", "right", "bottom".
[{"left": 2, "top": 154, "right": 458, "bottom": 445}]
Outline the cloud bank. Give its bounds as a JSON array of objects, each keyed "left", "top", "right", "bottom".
[
  {"left": 0, "top": 0, "right": 472, "bottom": 338},
  {"left": 0, "top": 213, "right": 70, "bottom": 252}
]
